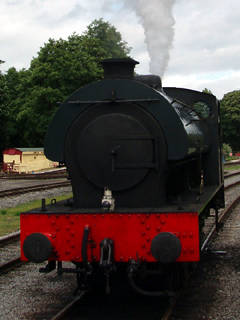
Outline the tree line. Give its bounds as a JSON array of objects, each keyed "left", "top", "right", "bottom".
[
  {"left": 0, "top": 19, "right": 131, "bottom": 160},
  {"left": 0, "top": 19, "right": 240, "bottom": 160}
]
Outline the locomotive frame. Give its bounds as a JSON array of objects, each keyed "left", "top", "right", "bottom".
[{"left": 20, "top": 58, "right": 224, "bottom": 297}]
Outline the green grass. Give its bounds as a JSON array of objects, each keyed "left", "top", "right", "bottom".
[
  {"left": 0, "top": 193, "right": 72, "bottom": 237},
  {"left": 225, "top": 164, "right": 240, "bottom": 170}
]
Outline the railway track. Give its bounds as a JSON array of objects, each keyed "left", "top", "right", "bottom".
[
  {"left": 0, "top": 231, "right": 20, "bottom": 246},
  {"left": 0, "top": 168, "right": 68, "bottom": 180},
  {"left": 0, "top": 170, "right": 237, "bottom": 199},
  {"left": 0, "top": 257, "right": 25, "bottom": 275},
  {"left": 1, "top": 172, "right": 240, "bottom": 319},
  {"left": 0, "top": 180, "right": 71, "bottom": 198},
  {"left": 224, "top": 160, "right": 240, "bottom": 167},
  {"left": 0, "top": 232, "right": 23, "bottom": 275}
]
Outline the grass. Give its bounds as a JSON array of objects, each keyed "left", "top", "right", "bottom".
[
  {"left": 225, "top": 164, "right": 240, "bottom": 170},
  {"left": 0, "top": 193, "right": 72, "bottom": 237}
]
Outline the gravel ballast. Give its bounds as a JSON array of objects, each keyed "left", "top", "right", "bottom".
[
  {"left": 0, "top": 185, "right": 75, "bottom": 320},
  {"left": 171, "top": 198, "right": 240, "bottom": 319}
]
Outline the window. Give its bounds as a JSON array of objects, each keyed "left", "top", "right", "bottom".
[{"left": 193, "top": 102, "right": 211, "bottom": 118}]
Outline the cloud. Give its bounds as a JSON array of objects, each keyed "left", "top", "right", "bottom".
[{"left": 0, "top": 0, "right": 240, "bottom": 98}]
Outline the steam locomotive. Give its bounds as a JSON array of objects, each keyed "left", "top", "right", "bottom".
[{"left": 20, "top": 58, "right": 224, "bottom": 296}]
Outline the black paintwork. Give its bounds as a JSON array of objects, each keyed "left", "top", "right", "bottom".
[{"left": 44, "top": 58, "right": 224, "bottom": 211}]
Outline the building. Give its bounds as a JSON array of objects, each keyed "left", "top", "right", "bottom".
[{"left": 2, "top": 148, "right": 58, "bottom": 173}]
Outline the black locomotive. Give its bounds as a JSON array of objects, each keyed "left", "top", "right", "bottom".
[{"left": 21, "top": 58, "right": 224, "bottom": 296}]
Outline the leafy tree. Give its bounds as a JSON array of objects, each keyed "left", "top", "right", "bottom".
[
  {"left": 202, "top": 88, "right": 213, "bottom": 95},
  {"left": 1, "top": 67, "right": 33, "bottom": 148},
  {"left": 84, "top": 18, "right": 131, "bottom": 59},
  {"left": 12, "top": 19, "right": 132, "bottom": 147},
  {"left": 223, "top": 143, "right": 232, "bottom": 157},
  {"left": 220, "top": 90, "right": 240, "bottom": 151},
  {"left": 0, "top": 64, "right": 10, "bottom": 157}
]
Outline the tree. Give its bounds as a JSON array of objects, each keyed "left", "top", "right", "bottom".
[
  {"left": 220, "top": 90, "right": 240, "bottom": 151},
  {"left": 0, "top": 66, "right": 10, "bottom": 156},
  {"left": 84, "top": 18, "right": 131, "bottom": 59},
  {"left": 223, "top": 143, "right": 232, "bottom": 157},
  {"left": 13, "top": 19, "right": 132, "bottom": 147},
  {"left": 202, "top": 88, "right": 213, "bottom": 95}
]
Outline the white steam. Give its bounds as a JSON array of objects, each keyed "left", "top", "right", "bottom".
[{"left": 125, "top": 0, "right": 176, "bottom": 77}]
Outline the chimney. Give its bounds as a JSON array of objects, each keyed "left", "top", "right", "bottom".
[{"left": 101, "top": 58, "right": 139, "bottom": 79}]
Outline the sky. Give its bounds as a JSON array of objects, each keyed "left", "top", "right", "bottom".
[{"left": 1, "top": 0, "right": 240, "bottom": 100}]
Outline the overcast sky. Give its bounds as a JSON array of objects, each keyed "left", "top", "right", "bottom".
[{"left": 1, "top": 0, "right": 240, "bottom": 99}]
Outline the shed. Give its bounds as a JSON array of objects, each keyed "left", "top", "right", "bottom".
[{"left": 2, "top": 148, "right": 58, "bottom": 173}]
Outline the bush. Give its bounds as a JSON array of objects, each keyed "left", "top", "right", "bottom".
[{"left": 223, "top": 143, "right": 232, "bottom": 157}]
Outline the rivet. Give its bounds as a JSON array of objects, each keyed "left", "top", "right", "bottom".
[
  {"left": 138, "top": 215, "right": 141, "bottom": 218},
  {"left": 182, "top": 232, "right": 187, "bottom": 238},
  {"left": 66, "top": 249, "right": 71, "bottom": 254},
  {"left": 128, "top": 214, "right": 131, "bottom": 218},
  {"left": 70, "top": 219, "right": 74, "bottom": 225},
  {"left": 120, "top": 256, "right": 123, "bottom": 260},
  {"left": 141, "top": 231, "right": 146, "bottom": 236},
  {"left": 71, "top": 231, "right": 75, "bottom": 237},
  {"left": 141, "top": 219, "right": 145, "bottom": 224},
  {"left": 102, "top": 215, "right": 105, "bottom": 218},
  {"left": 71, "top": 243, "right": 75, "bottom": 248},
  {"left": 183, "top": 248, "right": 188, "bottom": 253},
  {"left": 146, "top": 214, "right": 150, "bottom": 218},
  {"left": 67, "top": 237, "right": 70, "bottom": 242},
  {"left": 146, "top": 225, "right": 150, "bottom": 230},
  {"left": 56, "top": 252, "right": 60, "bottom": 257},
  {"left": 76, "top": 256, "right": 79, "bottom": 260},
  {"left": 111, "top": 215, "right": 114, "bottom": 218},
  {"left": 66, "top": 214, "right": 69, "bottom": 219},
  {"left": 161, "top": 219, "right": 165, "bottom": 225},
  {"left": 84, "top": 215, "right": 87, "bottom": 219},
  {"left": 120, "top": 215, "right": 122, "bottom": 218},
  {"left": 51, "top": 220, "right": 55, "bottom": 225},
  {"left": 142, "top": 256, "right": 146, "bottom": 261},
  {"left": 146, "top": 237, "right": 151, "bottom": 242},
  {"left": 66, "top": 225, "right": 70, "bottom": 230},
  {"left": 56, "top": 226, "right": 60, "bottom": 232},
  {"left": 93, "top": 215, "right": 96, "bottom": 218},
  {"left": 156, "top": 214, "right": 160, "bottom": 218},
  {"left": 142, "top": 243, "right": 146, "bottom": 248},
  {"left": 147, "top": 249, "right": 151, "bottom": 255},
  {"left": 156, "top": 226, "right": 161, "bottom": 231},
  {"left": 190, "top": 248, "right": 194, "bottom": 253},
  {"left": 189, "top": 232, "right": 193, "bottom": 238}
]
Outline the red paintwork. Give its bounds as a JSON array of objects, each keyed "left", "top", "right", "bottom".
[{"left": 20, "top": 212, "right": 199, "bottom": 263}]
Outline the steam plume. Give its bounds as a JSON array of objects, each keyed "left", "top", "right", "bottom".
[{"left": 127, "top": 0, "right": 176, "bottom": 77}]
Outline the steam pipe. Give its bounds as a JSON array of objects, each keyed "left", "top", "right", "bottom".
[{"left": 127, "top": 266, "right": 171, "bottom": 297}]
